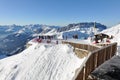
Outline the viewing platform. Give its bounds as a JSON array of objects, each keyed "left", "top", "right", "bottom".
[
  {"left": 62, "top": 41, "right": 117, "bottom": 80},
  {"left": 26, "top": 36, "right": 117, "bottom": 80}
]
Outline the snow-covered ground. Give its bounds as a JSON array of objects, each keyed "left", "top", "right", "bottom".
[{"left": 0, "top": 42, "right": 85, "bottom": 80}]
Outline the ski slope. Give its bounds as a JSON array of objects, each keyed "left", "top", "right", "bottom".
[{"left": 0, "top": 43, "right": 85, "bottom": 80}]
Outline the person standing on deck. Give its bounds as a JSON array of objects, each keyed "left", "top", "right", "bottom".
[{"left": 66, "top": 36, "right": 67, "bottom": 40}]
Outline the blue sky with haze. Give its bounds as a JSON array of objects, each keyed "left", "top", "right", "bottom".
[{"left": 0, "top": 0, "right": 120, "bottom": 27}]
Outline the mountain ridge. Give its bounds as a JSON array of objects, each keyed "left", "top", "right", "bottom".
[{"left": 0, "top": 22, "right": 107, "bottom": 56}]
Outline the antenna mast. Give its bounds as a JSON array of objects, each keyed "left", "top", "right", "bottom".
[{"left": 94, "top": 21, "right": 97, "bottom": 35}]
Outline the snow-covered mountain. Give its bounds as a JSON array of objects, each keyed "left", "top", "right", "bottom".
[
  {"left": 0, "top": 23, "right": 112, "bottom": 80},
  {"left": 0, "top": 22, "right": 106, "bottom": 56},
  {"left": 57, "top": 22, "right": 106, "bottom": 32},
  {"left": 0, "top": 24, "right": 60, "bottom": 56},
  {"left": 45, "top": 22, "right": 107, "bottom": 39}
]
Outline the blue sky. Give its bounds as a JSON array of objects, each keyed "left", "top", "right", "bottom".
[{"left": 0, "top": 0, "right": 120, "bottom": 27}]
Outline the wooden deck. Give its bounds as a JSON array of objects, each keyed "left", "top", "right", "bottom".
[{"left": 62, "top": 41, "right": 117, "bottom": 80}]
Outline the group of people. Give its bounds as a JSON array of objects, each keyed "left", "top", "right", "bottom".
[
  {"left": 62, "top": 35, "right": 68, "bottom": 40},
  {"left": 73, "top": 35, "right": 78, "bottom": 39},
  {"left": 37, "top": 36, "right": 59, "bottom": 44},
  {"left": 92, "top": 34, "right": 111, "bottom": 44},
  {"left": 62, "top": 34, "right": 79, "bottom": 40},
  {"left": 38, "top": 36, "right": 53, "bottom": 40}
]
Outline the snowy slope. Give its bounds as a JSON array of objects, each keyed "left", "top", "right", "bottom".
[
  {"left": 101, "top": 24, "right": 120, "bottom": 55},
  {"left": 0, "top": 43, "right": 85, "bottom": 80},
  {"left": 102, "top": 24, "right": 120, "bottom": 45}
]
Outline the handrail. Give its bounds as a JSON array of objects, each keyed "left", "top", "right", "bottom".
[
  {"left": 62, "top": 41, "right": 100, "bottom": 52},
  {"left": 73, "top": 51, "right": 92, "bottom": 80},
  {"left": 62, "top": 41, "right": 117, "bottom": 80},
  {"left": 74, "top": 42, "right": 117, "bottom": 80}
]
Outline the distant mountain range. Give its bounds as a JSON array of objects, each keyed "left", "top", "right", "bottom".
[
  {"left": 57, "top": 22, "right": 106, "bottom": 32},
  {"left": 0, "top": 24, "right": 59, "bottom": 56},
  {"left": 45, "top": 22, "right": 107, "bottom": 39},
  {"left": 0, "top": 22, "right": 107, "bottom": 57}
]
